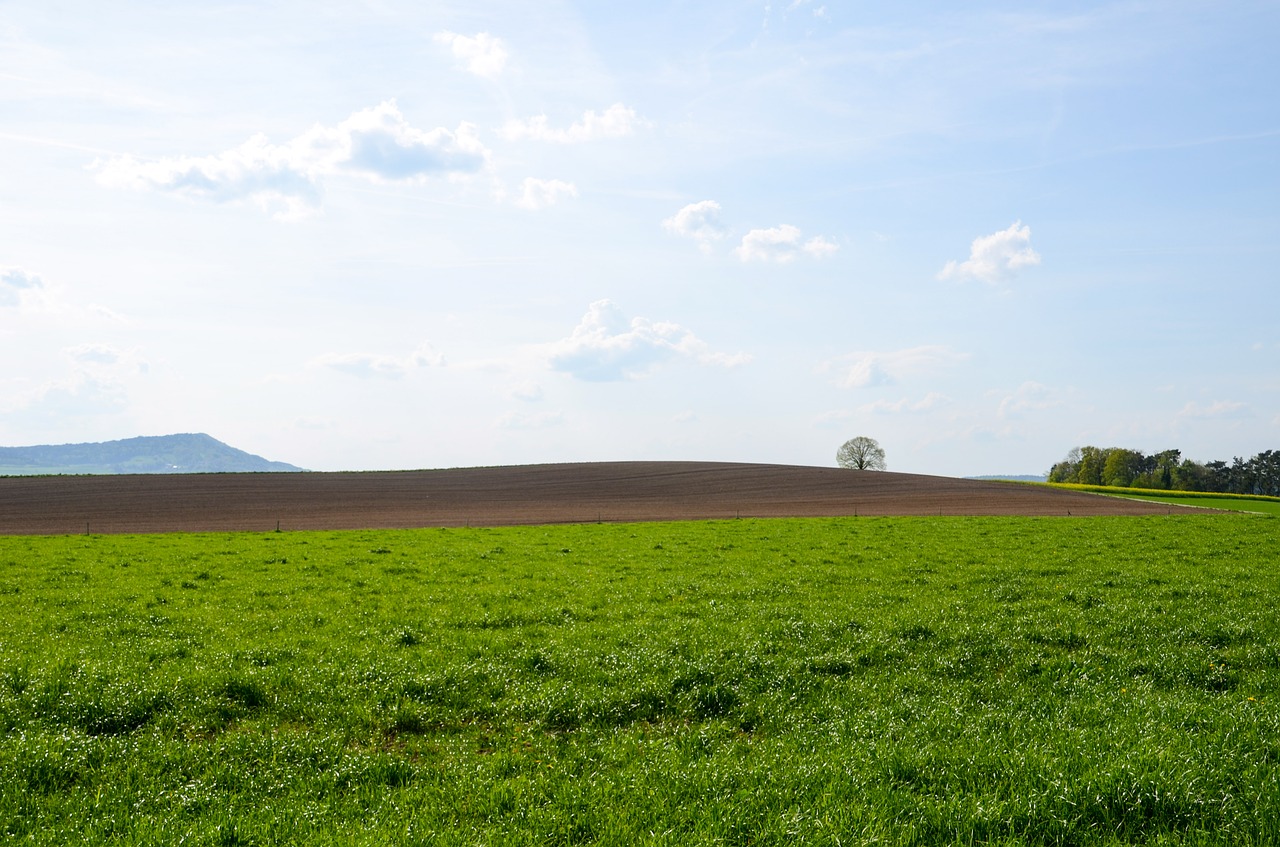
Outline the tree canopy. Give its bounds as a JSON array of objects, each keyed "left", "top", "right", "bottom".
[
  {"left": 837, "top": 436, "right": 886, "bottom": 471},
  {"left": 1048, "top": 446, "right": 1280, "bottom": 496}
]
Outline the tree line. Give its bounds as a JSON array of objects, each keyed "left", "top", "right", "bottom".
[{"left": 1048, "top": 447, "right": 1280, "bottom": 496}]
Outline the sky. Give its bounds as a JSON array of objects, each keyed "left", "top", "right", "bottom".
[{"left": 2, "top": 0, "right": 1277, "bottom": 477}]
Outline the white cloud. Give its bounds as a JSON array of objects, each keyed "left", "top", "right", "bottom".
[
  {"left": 66, "top": 343, "right": 122, "bottom": 365},
  {"left": 87, "top": 304, "right": 129, "bottom": 322},
  {"left": 938, "top": 221, "right": 1041, "bottom": 284},
  {"left": 825, "top": 346, "right": 966, "bottom": 388},
  {"left": 737, "top": 224, "right": 838, "bottom": 262},
  {"left": 1177, "top": 399, "right": 1249, "bottom": 419},
  {"left": 0, "top": 267, "right": 42, "bottom": 307},
  {"left": 433, "top": 31, "right": 508, "bottom": 79},
  {"left": 814, "top": 409, "right": 856, "bottom": 427},
  {"left": 663, "top": 201, "right": 726, "bottom": 252},
  {"left": 548, "top": 299, "right": 750, "bottom": 382},
  {"left": 996, "top": 381, "right": 1059, "bottom": 418},
  {"left": 95, "top": 101, "right": 490, "bottom": 218},
  {"left": 314, "top": 342, "right": 444, "bottom": 379},
  {"left": 501, "top": 104, "right": 642, "bottom": 143},
  {"left": 699, "top": 349, "right": 754, "bottom": 368},
  {"left": 802, "top": 235, "right": 839, "bottom": 258},
  {"left": 507, "top": 381, "right": 544, "bottom": 402},
  {"left": 514, "top": 177, "right": 578, "bottom": 210},
  {"left": 787, "top": 0, "right": 829, "bottom": 19}
]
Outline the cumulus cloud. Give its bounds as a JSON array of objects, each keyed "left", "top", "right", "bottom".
[
  {"left": 825, "top": 346, "right": 966, "bottom": 389},
  {"left": 514, "top": 177, "right": 577, "bottom": 210},
  {"left": 938, "top": 221, "right": 1041, "bottom": 284},
  {"left": 501, "top": 104, "right": 642, "bottom": 143},
  {"left": 548, "top": 299, "right": 750, "bottom": 382},
  {"left": 0, "top": 267, "right": 42, "bottom": 307},
  {"left": 95, "top": 101, "right": 490, "bottom": 218},
  {"left": 737, "top": 224, "right": 838, "bottom": 262},
  {"left": 662, "top": 201, "right": 726, "bottom": 252},
  {"left": 433, "top": 31, "right": 508, "bottom": 78},
  {"left": 1177, "top": 399, "right": 1249, "bottom": 419},
  {"left": 802, "top": 235, "right": 839, "bottom": 257},
  {"left": 314, "top": 342, "right": 444, "bottom": 379}
]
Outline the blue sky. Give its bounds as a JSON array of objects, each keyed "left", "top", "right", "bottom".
[{"left": 2, "top": 0, "right": 1277, "bottom": 476}]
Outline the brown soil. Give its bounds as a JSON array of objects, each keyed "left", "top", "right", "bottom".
[{"left": 0, "top": 461, "right": 1205, "bottom": 535}]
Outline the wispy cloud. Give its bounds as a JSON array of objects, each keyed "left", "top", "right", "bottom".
[
  {"left": 314, "top": 342, "right": 444, "bottom": 379},
  {"left": 0, "top": 267, "right": 42, "bottom": 307},
  {"left": 501, "top": 104, "right": 642, "bottom": 143},
  {"left": 1, "top": 374, "right": 128, "bottom": 420},
  {"left": 95, "top": 101, "right": 490, "bottom": 218},
  {"left": 737, "top": 225, "right": 838, "bottom": 262},
  {"left": 433, "top": 31, "right": 508, "bottom": 79},
  {"left": 1, "top": 342, "right": 147, "bottom": 424},
  {"left": 548, "top": 300, "right": 750, "bottom": 382},
  {"left": 814, "top": 409, "right": 856, "bottom": 427},
  {"left": 498, "top": 410, "right": 564, "bottom": 430},
  {"left": 787, "top": 0, "right": 830, "bottom": 19},
  {"left": 1177, "top": 399, "right": 1249, "bottom": 419},
  {"left": 825, "top": 346, "right": 966, "bottom": 388},
  {"left": 996, "top": 381, "right": 1059, "bottom": 418},
  {"left": 514, "top": 177, "right": 578, "bottom": 210},
  {"left": 938, "top": 221, "right": 1040, "bottom": 284},
  {"left": 507, "top": 381, "right": 544, "bottom": 402},
  {"left": 861, "top": 392, "right": 950, "bottom": 414},
  {"left": 66, "top": 342, "right": 123, "bottom": 366}
]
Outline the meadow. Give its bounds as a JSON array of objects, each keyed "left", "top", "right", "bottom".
[
  {"left": 1045, "top": 484, "right": 1280, "bottom": 517},
  {"left": 2, "top": 515, "right": 1278, "bottom": 845}
]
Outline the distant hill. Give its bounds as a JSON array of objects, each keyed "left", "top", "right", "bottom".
[
  {"left": 968, "top": 474, "right": 1048, "bottom": 482},
  {"left": 0, "top": 433, "right": 305, "bottom": 475}
]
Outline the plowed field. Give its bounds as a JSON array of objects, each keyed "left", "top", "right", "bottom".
[{"left": 0, "top": 462, "right": 1204, "bottom": 535}]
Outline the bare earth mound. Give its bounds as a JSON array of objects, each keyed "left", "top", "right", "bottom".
[{"left": 0, "top": 462, "right": 1206, "bottom": 535}]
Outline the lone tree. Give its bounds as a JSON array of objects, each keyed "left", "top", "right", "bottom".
[{"left": 837, "top": 436, "right": 886, "bottom": 471}]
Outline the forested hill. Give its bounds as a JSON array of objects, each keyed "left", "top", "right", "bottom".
[{"left": 0, "top": 434, "right": 305, "bottom": 475}]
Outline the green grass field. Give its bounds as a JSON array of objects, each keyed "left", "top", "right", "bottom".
[
  {"left": 3, "top": 515, "right": 1279, "bottom": 845},
  {"left": 1046, "top": 484, "right": 1280, "bottom": 516},
  {"left": 1132, "top": 496, "right": 1280, "bottom": 516}
]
